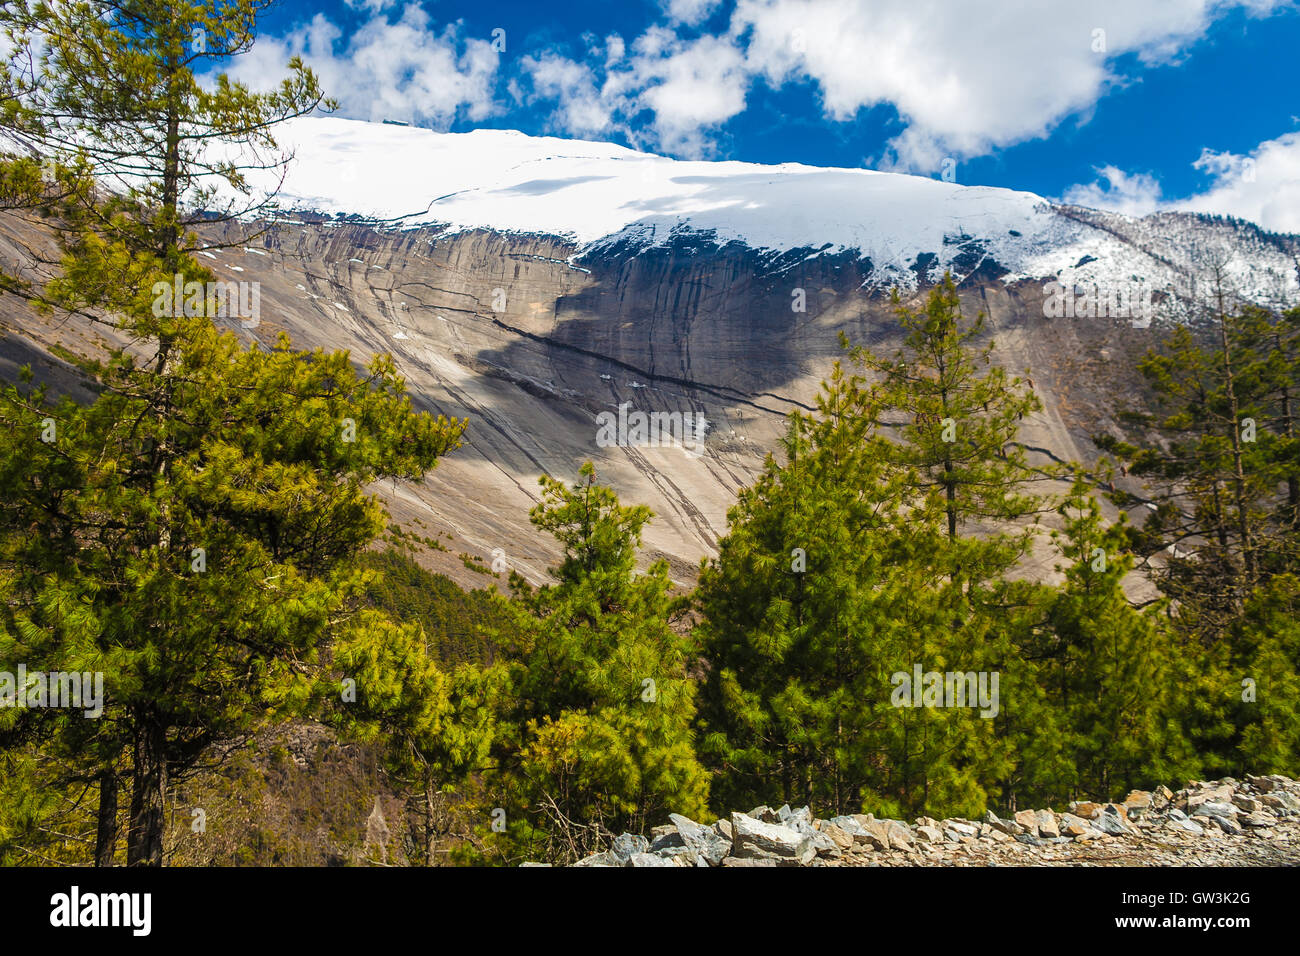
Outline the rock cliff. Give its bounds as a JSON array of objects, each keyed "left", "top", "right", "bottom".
[{"left": 3, "top": 119, "right": 1299, "bottom": 586}]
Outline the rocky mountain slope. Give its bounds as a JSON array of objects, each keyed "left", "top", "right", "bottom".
[{"left": 3, "top": 117, "right": 1299, "bottom": 586}]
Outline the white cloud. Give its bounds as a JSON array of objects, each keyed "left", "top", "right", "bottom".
[
  {"left": 344, "top": 0, "right": 398, "bottom": 13},
  {"left": 1177, "top": 132, "right": 1300, "bottom": 233},
  {"left": 521, "top": 30, "right": 748, "bottom": 157},
  {"left": 729, "top": 0, "right": 1293, "bottom": 171},
  {"left": 1060, "top": 131, "right": 1300, "bottom": 233},
  {"left": 214, "top": 4, "right": 501, "bottom": 128},
  {"left": 663, "top": 0, "right": 725, "bottom": 26},
  {"left": 1061, "top": 165, "right": 1165, "bottom": 217},
  {"left": 518, "top": 0, "right": 1292, "bottom": 165},
  {"left": 631, "top": 29, "right": 749, "bottom": 156},
  {"left": 522, "top": 52, "right": 619, "bottom": 137}
]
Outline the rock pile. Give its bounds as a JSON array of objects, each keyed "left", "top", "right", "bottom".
[{"left": 535, "top": 774, "right": 1300, "bottom": 867}]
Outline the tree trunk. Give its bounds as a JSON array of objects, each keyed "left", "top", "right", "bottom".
[
  {"left": 424, "top": 778, "right": 437, "bottom": 867},
  {"left": 1210, "top": 273, "right": 1256, "bottom": 595},
  {"left": 94, "top": 769, "right": 119, "bottom": 867},
  {"left": 1278, "top": 373, "right": 1298, "bottom": 528},
  {"left": 127, "top": 721, "right": 167, "bottom": 866}
]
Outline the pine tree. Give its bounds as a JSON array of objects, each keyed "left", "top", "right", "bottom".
[
  {"left": 492, "top": 464, "right": 708, "bottom": 863},
  {"left": 1092, "top": 263, "right": 1300, "bottom": 779},
  {"left": 849, "top": 274, "right": 1062, "bottom": 814},
  {"left": 698, "top": 277, "right": 1079, "bottom": 821},
  {"left": 0, "top": 329, "right": 465, "bottom": 865},
  {"left": 1097, "top": 273, "right": 1298, "bottom": 639},
  {"left": 328, "top": 610, "right": 503, "bottom": 866},
  {"left": 697, "top": 358, "right": 1021, "bottom": 820},
  {"left": 848, "top": 272, "right": 1055, "bottom": 544},
  {"left": 1234, "top": 304, "right": 1300, "bottom": 553},
  {"left": 697, "top": 361, "right": 896, "bottom": 814},
  {"left": 1225, "top": 575, "right": 1300, "bottom": 774},
  {"left": 3, "top": 0, "right": 331, "bottom": 270},
  {"left": 0, "top": 0, "right": 433, "bottom": 868},
  {"left": 1031, "top": 479, "right": 1194, "bottom": 803}
]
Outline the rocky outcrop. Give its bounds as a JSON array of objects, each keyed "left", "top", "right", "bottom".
[
  {"left": 0, "top": 212, "right": 1171, "bottom": 590},
  {"left": 540, "top": 775, "right": 1300, "bottom": 867},
  {"left": 3, "top": 196, "right": 1297, "bottom": 593}
]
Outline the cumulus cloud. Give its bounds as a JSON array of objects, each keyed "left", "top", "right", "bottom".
[
  {"left": 1061, "top": 166, "right": 1165, "bottom": 217},
  {"left": 344, "top": 0, "right": 398, "bottom": 13},
  {"left": 215, "top": 4, "right": 501, "bottom": 128},
  {"left": 520, "top": 29, "right": 748, "bottom": 157},
  {"left": 513, "top": 0, "right": 1291, "bottom": 166},
  {"left": 663, "top": 0, "right": 726, "bottom": 26},
  {"left": 521, "top": 51, "right": 619, "bottom": 137},
  {"left": 1060, "top": 132, "right": 1300, "bottom": 233},
  {"left": 1177, "top": 132, "right": 1300, "bottom": 233},
  {"left": 631, "top": 29, "right": 749, "bottom": 155},
  {"left": 729, "top": 0, "right": 1293, "bottom": 172}
]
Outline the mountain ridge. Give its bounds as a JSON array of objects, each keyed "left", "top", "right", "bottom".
[
  {"left": 4, "top": 117, "right": 1299, "bottom": 588},
  {"left": 217, "top": 117, "right": 1299, "bottom": 308}
]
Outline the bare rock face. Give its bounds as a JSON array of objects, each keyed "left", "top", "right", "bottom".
[{"left": 2, "top": 203, "right": 1294, "bottom": 590}]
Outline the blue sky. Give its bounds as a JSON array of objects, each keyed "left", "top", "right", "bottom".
[{"left": 228, "top": 1, "right": 1300, "bottom": 232}]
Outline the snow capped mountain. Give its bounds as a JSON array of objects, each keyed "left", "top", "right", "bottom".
[
  {"left": 228, "top": 116, "right": 1299, "bottom": 307},
  {"left": 10, "top": 121, "right": 1299, "bottom": 585}
]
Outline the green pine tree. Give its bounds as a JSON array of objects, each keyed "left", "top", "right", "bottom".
[
  {"left": 848, "top": 272, "right": 1056, "bottom": 543},
  {"left": 849, "top": 274, "right": 1063, "bottom": 815},
  {"left": 1097, "top": 281, "right": 1298, "bottom": 639},
  {"left": 1225, "top": 575, "right": 1300, "bottom": 774},
  {"left": 0, "top": 0, "right": 449, "bottom": 869},
  {"left": 697, "top": 355, "right": 1022, "bottom": 820},
  {"left": 1030, "top": 478, "right": 1195, "bottom": 803},
  {"left": 328, "top": 609, "right": 504, "bottom": 866},
  {"left": 0, "top": 329, "right": 465, "bottom": 865},
  {"left": 491, "top": 463, "right": 708, "bottom": 863}
]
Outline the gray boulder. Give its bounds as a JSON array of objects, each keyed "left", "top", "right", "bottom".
[
  {"left": 649, "top": 830, "right": 686, "bottom": 853},
  {"left": 1210, "top": 814, "right": 1243, "bottom": 835},
  {"left": 915, "top": 824, "right": 944, "bottom": 844},
  {"left": 669, "top": 813, "right": 731, "bottom": 866},
  {"left": 1035, "top": 811, "right": 1061, "bottom": 838},
  {"left": 983, "top": 811, "right": 1024, "bottom": 838},
  {"left": 1092, "top": 806, "right": 1131, "bottom": 835},
  {"left": 778, "top": 805, "right": 814, "bottom": 827},
  {"left": 610, "top": 833, "right": 650, "bottom": 862},
  {"left": 1190, "top": 801, "right": 1240, "bottom": 823},
  {"left": 730, "top": 812, "right": 816, "bottom": 865},
  {"left": 1242, "top": 810, "right": 1276, "bottom": 828},
  {"left": 627, "top": 851, "right": 681, "bottom": 867},
  {"left": 826, "top": 815, "right": 872, "bottom": 845},
  {"left": 1163, "top": 811, "right": 1205, "bottom": 834}
]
